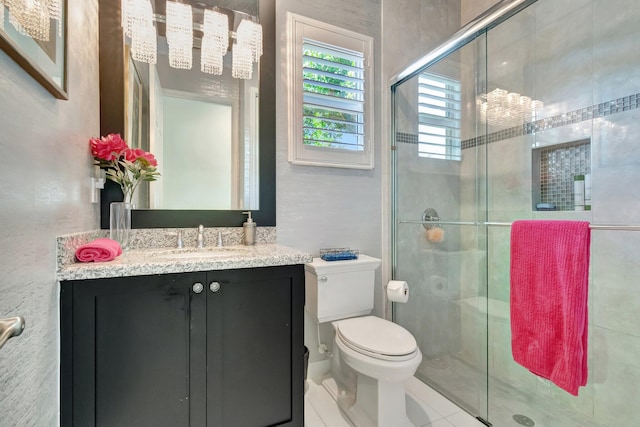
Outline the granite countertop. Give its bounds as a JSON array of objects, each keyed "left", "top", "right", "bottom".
[{"left": 57, "top": 243, "right": 313, "bottom": 281}]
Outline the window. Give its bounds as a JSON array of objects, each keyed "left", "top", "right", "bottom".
[
  {"left": 418, "top": 73, "right": 461, "bottom": 161},
  {"left": 287, "top": 13, "right": 374, "bottom": 169}
]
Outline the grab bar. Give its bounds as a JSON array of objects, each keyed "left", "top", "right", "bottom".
[{"left": 0, "top": 317, "right": 25, "bottom": 350}]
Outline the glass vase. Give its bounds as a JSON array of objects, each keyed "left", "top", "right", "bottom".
[{"left": 110, "top": 202, "right": 133, "bottom": 250}]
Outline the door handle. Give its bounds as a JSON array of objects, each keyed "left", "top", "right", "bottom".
[{"left": 0, "top": 317, "right": 25, "bottom": 350}]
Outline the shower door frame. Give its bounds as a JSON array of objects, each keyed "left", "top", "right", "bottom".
[{"left": 389, "top": 0, "right": 540, "bottom": 422}]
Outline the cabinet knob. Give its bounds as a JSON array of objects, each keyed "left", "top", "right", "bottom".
[
  {"left": 319, "top": 276, "right": 328, "bottom": 283},
  {"left": 209, "top": 282, "right": 221, "bottom": 293},
  {"left": 192, "top": 283, "right": 204, "bottom": 294}
]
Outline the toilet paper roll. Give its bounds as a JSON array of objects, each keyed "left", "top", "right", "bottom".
[{"left": 387, "top": 280, "right": 409, "bottom": 303}]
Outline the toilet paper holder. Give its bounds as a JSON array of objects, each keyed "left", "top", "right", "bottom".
[
  {"left": 422, "top": 208, "right": 441, "bottom": 230},
  {"left": 386, "top": 280, "right": 410, "bottom": 303}
]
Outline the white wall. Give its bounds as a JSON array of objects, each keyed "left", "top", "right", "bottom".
[
  {"left": 0, "top": 0, "right": 100, "bottom": 424},
  {"left": 276, "top": 0, "right": 383, "bottom": 261}
]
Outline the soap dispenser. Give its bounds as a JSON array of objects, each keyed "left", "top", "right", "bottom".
[{"left": 242, "top": 211, "right": 256, "bottom": 245}]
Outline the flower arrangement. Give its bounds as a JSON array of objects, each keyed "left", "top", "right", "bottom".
[{"left": 90, "top": 133, "right": 160, "bottom": 203}]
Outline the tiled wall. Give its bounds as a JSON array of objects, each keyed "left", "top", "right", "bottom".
[{"left": 0, "top": 0, "right": 100, "bottom": 424}]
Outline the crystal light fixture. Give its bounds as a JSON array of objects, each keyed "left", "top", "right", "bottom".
[
  {"left": 166, "top": 1, "right": 193, "bottom": 70},
  {"left": 119, "top": 1, "right": 262, "bottom": 79},
  {"left": 48, "top": 0, "right": 62, "bottom": 36},
  {"left": 121, "top": 0, "right": 135, "bottom": 37},
  {"left": 236, "top": 19, "right": 263, "bottom": 62},
  {"left": 232, "top": 42, "right": 253, "bottom": 79},
  {"left": 122, "top": 0, "right": 157, "bottom": 64},
  {"left": 232, "top": 19, "right": 263, "bottom": 79},
  {"left": 247, "top": 20, "right": 263, "bottom": 62},
  {"left": 3, "top": 0, "right": 51, "bottom": 41},
  {"left": 131, "top": 13, "right": 157, "bottom": 64},
  {"left": 201, "top": 9, "right": 228, "bottom": 75},
  {"left": 478, "top": 88, "right": 544, "bottom": 128}
]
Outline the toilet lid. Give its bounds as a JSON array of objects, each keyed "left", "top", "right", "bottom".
[{"left": 336, "top": 316, "right": 417, "bottom": 357}]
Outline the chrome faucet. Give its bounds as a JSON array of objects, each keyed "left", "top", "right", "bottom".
[{"left": 197, "top": 225, "right": 205, "bottom": 248}]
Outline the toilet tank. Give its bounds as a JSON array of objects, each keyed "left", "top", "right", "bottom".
[{"left": 305, "top": 255, "right": 381, "bottom": 323}]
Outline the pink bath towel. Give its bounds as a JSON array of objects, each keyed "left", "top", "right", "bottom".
[
  {"left": 75, "top": 238, "right": 123, "bottom": 263},
  {"left": 510, "top": 220, "right": 590, "bottom": 396}
]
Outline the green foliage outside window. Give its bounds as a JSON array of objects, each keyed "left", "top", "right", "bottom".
[{"left": 303, "top": 49, "right": 361, "bottom": 147}]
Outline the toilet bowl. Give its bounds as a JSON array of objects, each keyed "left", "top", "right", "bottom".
[{"left": 331, "top": 316, "right": 422, "bottom": 427}]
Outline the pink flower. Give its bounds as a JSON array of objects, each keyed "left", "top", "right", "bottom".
[
  {"left": 90, "top": 133, "right": 128, "bottom": 161},
  {"left": 90, "top": 134, "right": 160, "bottom": 203},
  {"left": 124, "top": 148, "right": 158, "bottom": 167}
]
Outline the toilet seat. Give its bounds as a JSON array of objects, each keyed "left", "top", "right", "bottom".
[{"left": 335, "top": 316, "right": 418, "bottom": 361}]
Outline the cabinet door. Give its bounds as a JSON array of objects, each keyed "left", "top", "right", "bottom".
[
  {"left": 206, "top": 265, "right": 304, "bottom": 427},
  {"left": 61, "top": 272, "right": 207, "bottom": 427}
]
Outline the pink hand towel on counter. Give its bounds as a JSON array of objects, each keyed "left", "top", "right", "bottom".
[
  {"left": 75, "top": 238, "right": 123, "bottom": 262},
  {"left": 510, "top": 220, "right": 590, "bottom": 396}
]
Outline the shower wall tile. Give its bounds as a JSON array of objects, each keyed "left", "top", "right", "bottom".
[
  {"left": 593, "top": 327, "right": 640, "bottom": 425},
  {"left": 486, "top": 7, "right": 536, "bottom": 97},
  {"left": 533, "top": 0, "right": 592, "bottom": 31},
  {"left": 461, "top": 0, "right": 500, "bottom": 26},
  {"left": 592, "top": 0, "right": 640, "bottom": 104},
  {"left": 486, "top": 135, "right": 533, "bottom": 221},
  {"left": 591, "top": 111, "right": 640, "bottom": 225},
  {"left": 534, "top": 4, "right": 594, "bottom": 118},
  {"left": 591, "top": 231, "right": 640, "bottom": 338}
]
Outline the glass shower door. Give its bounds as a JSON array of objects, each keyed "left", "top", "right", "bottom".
[{"left": 392, "top": 35, "right": 489, "bottom": 420}]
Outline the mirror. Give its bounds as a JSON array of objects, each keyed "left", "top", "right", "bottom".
[{"left": 98, "top": 0, "right": 275, "bottom": 228}]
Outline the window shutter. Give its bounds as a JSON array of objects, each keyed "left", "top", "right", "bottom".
[
  {"left": 418, "top": 73, "right": 461, "bottom": 161},
  {"left": 302, "top": 39, "right": 365, "bottom": 152}
]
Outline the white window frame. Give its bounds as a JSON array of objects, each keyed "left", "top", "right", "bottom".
[{"left": 287, "top": 13, "right": 374, "bottom": 169}]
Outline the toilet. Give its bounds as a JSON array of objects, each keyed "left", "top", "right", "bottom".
[{"left": 305, "top": 255, "right": 421, "bottom": 427}]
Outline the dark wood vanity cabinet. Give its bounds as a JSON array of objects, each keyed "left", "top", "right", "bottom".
[{"left": 61, "top": 265, "right": 305, "bottom": 427}]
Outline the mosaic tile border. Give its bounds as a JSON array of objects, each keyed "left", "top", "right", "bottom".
[{"left": 396, "top": 93, "right": 640, "bottom": 149}]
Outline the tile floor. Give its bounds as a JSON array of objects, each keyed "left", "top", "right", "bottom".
[{"left": 304, "top": 374, "right": 485, "bottom": 427}]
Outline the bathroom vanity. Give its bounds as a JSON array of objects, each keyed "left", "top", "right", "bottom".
[{"left": 58, "top": 243, "right": 311, "bottom": 427}]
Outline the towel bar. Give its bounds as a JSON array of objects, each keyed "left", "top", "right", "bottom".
[
  {"left": 399, "top": 219, "right": 640, "bottom": 231},
  {"left": 0, "top": 317, "right": 25, "bottom": 350}
]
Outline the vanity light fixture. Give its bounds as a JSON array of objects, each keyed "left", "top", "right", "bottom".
[
  {"left": 120, "top": 0, "right": 263, "bottom": 79},
  {"left": 201, "top": 8, "right": 228, "bottom": 75},
  {"left": 232, "top": 19, "right": 262, "bottom": 79},
  {"left": 124, "top": 0, "right": 157, "bottom": 64},
  {"left": 165, "top": 1, "right": 193, "bottom": 69},
  {"left": 0, "top": 0, "right": 62, "bottom": 41}
]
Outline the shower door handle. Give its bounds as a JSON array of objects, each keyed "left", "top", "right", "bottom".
[{"left": 0, "top": 317, "right": 25, "bottom": 351}]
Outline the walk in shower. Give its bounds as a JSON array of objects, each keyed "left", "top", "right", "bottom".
[{"left": 391, "top": 0, "right": 640, "bottom": 425}]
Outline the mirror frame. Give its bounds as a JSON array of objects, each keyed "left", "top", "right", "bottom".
[{"left": 98, "top": 0, "right": 276, "bottom": 228}]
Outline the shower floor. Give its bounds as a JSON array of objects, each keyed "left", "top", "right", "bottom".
[{"left": 417, "top": 355, "right": 602, "bottom": 427}]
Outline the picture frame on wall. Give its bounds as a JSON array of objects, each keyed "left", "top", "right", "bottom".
[{"left": 0, "top": 1, "right": 68, "bottom": 99}]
